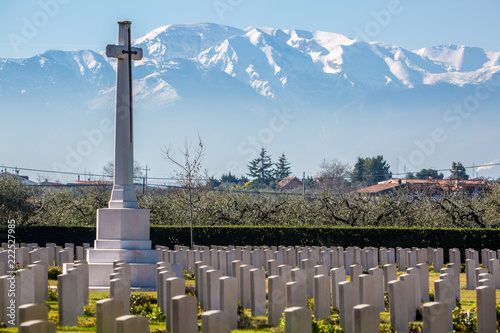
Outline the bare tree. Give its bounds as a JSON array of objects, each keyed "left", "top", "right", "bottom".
[
  {"left": 317, "top": 159, "right": 352, "bottom": 193},
  {"left": 162, "top": 136, "right": 206, "bottom": 249},
  {"left": 102, "top": 160, "right": 144, "bottom": 180}
]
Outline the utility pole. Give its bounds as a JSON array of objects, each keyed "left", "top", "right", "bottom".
[
  {"left": 144, "top": 164, "right": 150, "bottom": 192},
  {"left": 396, "top": 157, "right": 399, "bottom": 179},
  {"left": 303, "top": 171, "right": 305, "bottom": 195}
]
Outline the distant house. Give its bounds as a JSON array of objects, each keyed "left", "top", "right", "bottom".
[
  {"left": 355, "top": 178, "right": 491, "bottom": 196},
  {"left": 0, "top": 171, "right": 37, "bottom": 185},
  {"left": 74, "top": 180, "right": 113, "bottom": 186},
  {"left": 278, "top": 177, "right": 303, "bottom": 191},
  {"left": 38, "top": 179, "right": 62, "bottom": 188}
]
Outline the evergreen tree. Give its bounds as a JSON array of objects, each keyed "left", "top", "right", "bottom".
[
  {"left": 247, "top": 147, "right": 274, "bottom": 185},
  {"left": 415, "top": 168, "right": 444, "bottom": 179},
  {"left": 450, "top": 162, "right": 469, "bottom": 180},
  {"left": 274, "top": 152, "right": 291, "bottom": 182},
  {"left": 352, "top": 155, "right": 392, "bottom": 185}
]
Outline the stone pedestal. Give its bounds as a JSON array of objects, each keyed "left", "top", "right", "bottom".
[{"left": 87, "top": 208, "right": 159, "bottom": 289}]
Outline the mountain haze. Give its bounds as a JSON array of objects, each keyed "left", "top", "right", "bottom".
[{"left": 1, "top": 23, "right": 499, "bottom": 179}]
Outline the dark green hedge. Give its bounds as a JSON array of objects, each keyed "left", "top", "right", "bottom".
[{"left": 1, "top": 226, "right": 499, "bottom": 261}]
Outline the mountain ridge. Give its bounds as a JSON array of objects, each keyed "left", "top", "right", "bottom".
[
  {"left": 1, "top": 22, "right": 499, "bottom": 109},
  {"left": 1, "top": 23, "right": 500, "bottom": 179}
]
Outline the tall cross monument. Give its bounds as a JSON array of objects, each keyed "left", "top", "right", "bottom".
[
  {"left": 87, "top": 21, "right": 158, "bottom": 289},
  {"left": 107, "top": 21, "right": 142, "bottom": 209}
]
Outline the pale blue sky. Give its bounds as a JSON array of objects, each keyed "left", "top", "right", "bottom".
[{"left": 1, "top": 0, "right": 499, "bottom": 59}]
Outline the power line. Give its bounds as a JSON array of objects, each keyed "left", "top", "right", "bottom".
[{"left": 1, "top": 161, "right": 499, "bottom": 184}]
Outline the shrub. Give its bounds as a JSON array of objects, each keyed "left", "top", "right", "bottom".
[
  {"left": 47, "top": 287, "right": 58, "bottom": 301},
  {"left": 429, "top": 290, "right": 435, "bottom": 302},
  {"left": 129, "top": 293, "right": 164, "bottom": 323},
  {"left": 48, "top": 266, "right": 62, "bottom": 280},
  {"left": 312, "top": 315, "right": 342, "bottom": 333},
  {"left": 83, "top": 304, "right": 96, "bottom": 317}
]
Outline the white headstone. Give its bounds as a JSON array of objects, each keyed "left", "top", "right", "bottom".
[
  {"left": 339, "top": 281, "right": 355, "bottom": 333},
  {"left": 284, "top": 307, "right": 312, "bottom": 333},
  {"left": 268, "top": 275, "right": 286, "bottom": 327},
  {"left": 58, "top": 273, "right": 78, "bottom": 326},
  {"left": 171, "top": 295, "right": 198, "bottom": 333},
  {"left": 476, "top": 285, "right": 496, "bottom": 333},
  {"left": 314, "top": 274, "right": 330, "bottom": 321},
  {"left": 220, "top": 276, "right": 238, "bottom": 329},
  {"left": 96, "top": 298, "right": 124, "bottom": 333},
  {"left": 422, "top": 302, "right": 447, "bottom": 333},
  {"left": 388, "top": 280, "right": 408, "bottom": 333},
  {"left": 250, "top": 268, "right": 266, "bottom": 317},
  {"left": 353, "top": 304, "right": 379, "bottom": 333}
]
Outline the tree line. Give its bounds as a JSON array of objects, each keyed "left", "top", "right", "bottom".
[
  {"left": 1, "top": 175, "right": 499, "bottom": 229},
  {"left": 207, "top": 147, "right": 471, "bottom": 193}
]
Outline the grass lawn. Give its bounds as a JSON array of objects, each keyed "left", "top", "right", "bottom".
[{"left": 1, "top": 271, "right": 498, "bottom": 332}]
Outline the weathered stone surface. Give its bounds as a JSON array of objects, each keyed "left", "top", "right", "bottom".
[
  {"left": 58, "top": 273, "right": 78, "bottom": 327},
  {"left": 314, "top": 274, "right": 330, "bottom": 321},
  {"left": 422, "top": 302, "right": 447, "bottom": 333},
  {"left": 166, "top": 277, "right": 186, "bottom": 332},
  {"left": 115, "top": 315, "right": 149, "bottom": 333},
  {"left": 171, "top": 295, "right": 198, "bottom": 333},
  {"left": 18, "top": 320, "right": 56, "bottom": 333},
  {"left": 201, "top": 310, "right": 231, "bottom": 333},
  {"left": 18, "top": 304, "right": 48, "bottom": 327},
  {"left": 339, "top": 281, "right": 355, "bottom": 333},
  {"left": 268, "top": 275, "right": 286, "bottom": 327},
  {"left": 220, "top": 276, "right": 238, "bottom": 329},
  {"left": 434, "top": 279, "right": 454, "bottom": 332},
  {"left": 96, "top": 298, "right": 124, "bottom": 333},
  {"left": 286, "top": 281, "right": 307, "bottom": 308},
  {"left": 353, "top": 304, "right": 379, "bottom": 333},
  {"left": 250, "top": 268, "right": 266, "bottom": 317},
  {"left": 285, "top": 307, "right": 312, "bottom": 333},
  {"left": 331, "top": 267, "right": 346, "bottom": 308},
  {"left": 388, "top": 280, "right": 408, "bottom": 333},
  {"left": 476, "top": 286, "right": 496, "bottom": 333}
]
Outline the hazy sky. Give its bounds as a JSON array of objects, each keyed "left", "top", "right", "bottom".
[
  {"left": 1, "top": 0, "right": 499, "bottom": 181},
  {"left": 1, "top": 0, "right": 499, "bottom": 59}
]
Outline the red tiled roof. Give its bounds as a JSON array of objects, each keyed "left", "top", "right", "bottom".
[
  {"left": 278, "top": 177, "right": 302, "bottom": 190},
  {"left": 355, "top": 178, "right": 489, "bottom": 194},
  {"left": 355, "top": 182, "right": 401, "bottom": 193}
]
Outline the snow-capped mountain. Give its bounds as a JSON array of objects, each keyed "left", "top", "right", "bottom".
[
  {"left": 1, "top": 23, "right": 499, "bottom": 179},
  {"left": 2, "top": 22, "right": 499, "bottom": 109}
]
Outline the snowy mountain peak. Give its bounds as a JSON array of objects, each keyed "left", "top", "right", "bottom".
[
  {"left": 134, "top": 23, "right": 244, "bottom": 61},
  {"left": 1, "top": 22, "right": 500, "bottom": 108},
  {"left": 414, "top": 44, "right": 498, "bottom": 72}
]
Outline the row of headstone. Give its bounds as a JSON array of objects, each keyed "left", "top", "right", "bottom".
[
  {"left": 158, "top": 244, "right": 463, "bottom": 277},
  {"left": 156, "top": 260, "right": 234, "bottom": 332},
  {"left": 0, "top": 258, "right": 50, "bottom": 327},
  {"left": 95, "top": 298, "right": 149, "bottom": 333},
  {"left": 3, "top": 242, "right": 499, "bottom": 331},
  {"left": 187, "top": 253, "right": 497, "bottom": 333},
  {"left": 16, "top": 303, "right": 56, "bottom": 333},
  {"left": 187, "top": 247, "right": 500, "bottom": 333},
  {"left": 0, "top": 242, "right": 90, "bottom": 273},
  {"left": 57, "top": 260, "right": 89, "bottom": 327}
]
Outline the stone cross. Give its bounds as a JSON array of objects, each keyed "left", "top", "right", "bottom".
[{"left": 106, "top": 20, "right": 143, "bottom": 209}]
